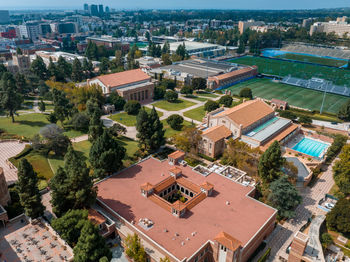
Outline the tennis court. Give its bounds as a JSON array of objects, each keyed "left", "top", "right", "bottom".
[
  {"left": 228, "top": 56, "right": 350, "bottom": 86},
  {"left": 224, "top": 78, "right": 349, "bottom": 113}
]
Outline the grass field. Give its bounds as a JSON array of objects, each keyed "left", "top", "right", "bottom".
[
  {"left": 184, "top": 95, "right": 208, "bottom": 102},
  {"left": 183, "top": 105, "right": 206, "bottom": 122},
  {"left": 275, "top": 53, "right": 348, "bottom": 67},
  {"left": 224, "top": 78, "right": 349, "bottom": 114},
  {"left": 229, "top": 56, "right": 350, "bottom": 86},
  {"left": 194, "top": 91, "right": 219, "bottom": 98},
  {"left": 161, "top": 120, "right": 194, "bottom": 138},
  {"left": 153, "top": 99, "right": 196, "bottom": 111},
  {"left": 109, "top": 107, "right": 163, "bottom": 127}
]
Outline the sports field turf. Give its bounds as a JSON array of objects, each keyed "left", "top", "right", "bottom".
[
  {"left": 229, "top": 56, "right": 350, "bottom": 86},
  {"left": 225, "top": 78, "right": 349, "bottom": 114},
  {"left": 275, "top": 53, "right": 348, "bottom": 67}
]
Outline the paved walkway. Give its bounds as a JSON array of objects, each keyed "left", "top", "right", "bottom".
[
  {"left": 70, "top": 134, "right": 89, "bottom": 143},
  {"left": 264, "top": 162, "right": 336, "bottom": 261},
  {"left": 0, "top": 141, "right": 26, "bottom": 185}
]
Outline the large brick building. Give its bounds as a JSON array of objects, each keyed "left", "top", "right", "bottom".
[
  {"left": 88, "top": 69, "right": 155, "bottom": 103},
  {"left": 93, "top": 155, "right": 277, "bottom": 262}
]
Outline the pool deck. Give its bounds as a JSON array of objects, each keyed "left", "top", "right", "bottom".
[{"left": 286, "top": 135, "right": 330, "bottom": 159}]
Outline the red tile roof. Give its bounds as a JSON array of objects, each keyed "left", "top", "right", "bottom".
[
  {"left": 214, "top": 231, "right": 242, "bottom": 251},
  {"left": 96, "top": 69, "right": 150, "bottom": 88},
  {"left": 211, "top": 67, "right": 256, "bottom": 81},
  {"left": 88, "top": 209, "right": 106, "bottom": 225},
  {"left": 168, "top": 150, "right": 185, "bottom": 159},
  {"left": 202, "top": 125, "right": 232, "bottom": 142},
  {"left": 215, "top": 99, "right": 274, "bottom": 129}
]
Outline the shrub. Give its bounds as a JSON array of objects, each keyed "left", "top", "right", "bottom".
[
  {"left": 192, "top": 77, "right": 207, "bottom": 90},
  {"left": 279, "top": 110, "right": 297, "bottom": 120},
  {"left": 124, "top": 100, "right": 141, "bottom": 115},
  {"left": 13, "top": 145, "right": 33, "bottom": 160},
  {"left": 166, "top": 114, "right": 184, "bottom": 130},
  {"left": 204, "top": 100, "right": 219, "bottom": 112},
  {"left": 325, "top": 134, "right": 347, "bottom": 163},
  {"left": 219, "top": 95, "right": 233, "bottom": 107},
  {"left": 257, "top": 248, "right": 271, "bottom": 262},
  {"left": 239, "top": 87, "right": 253, "bottom": 99},
  {"left": 164, "top": 90, "right": 178, "bottom": 103},
  {"left": 107, "top": 93, "right": 126, "bottom": 111},
  {"left": 299, "top": 115, "right": 312, "bottom": 125},
  {"left": 160, "top": 79, "right": 176, "bottom": 90},
  {"left": 180, "top": 86, "right": 193, "bottom": 95}
]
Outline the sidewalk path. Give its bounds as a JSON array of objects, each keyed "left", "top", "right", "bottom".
[{"left": 70, "top": 134, "right": 89, "bottom": 143}]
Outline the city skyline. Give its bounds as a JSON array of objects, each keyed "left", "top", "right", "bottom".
[{"left": 2, "top": 0, "right": 350, "bottom": 10}]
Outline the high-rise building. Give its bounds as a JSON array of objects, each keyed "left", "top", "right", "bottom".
[
  {"left": 90, "top": 4, "right": 99, "bottom": 16},
  {"left": 0, "top": 10, "right": 10, "bottom": 24},
  {"left": 310, "top": 17, "right": 350, "bottom": 37},
  {"left": 238, "top": 20, "right": 265, "bottom": 34},
  {"left": 18, "top": 23, "right": 40, "bottom": 40},
  {"left": 302, "top": 18, "right": 313, "bottom": 28},
  {"left": 105, "top": 6, "right": 110, "bottom": 13},
  {"left": 98, "top": 4, "right": 104, "bottom": 15},
  {"left": 84, "top": 3, "right": 89, "bottom": 11}
]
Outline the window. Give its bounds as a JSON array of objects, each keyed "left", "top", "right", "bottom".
[
  {"left": 145, "top": 90, "right": 148, "bottom": 99},
  {"left": 185, "top": 189, "right": 189, "bottom": 195},
  {"left": 160, "top": 192, "right": 163, "bottom": 197},
  {"left": 181, "top": 187, "right": 184, "bottom": 193},
  {"left": 142, "top": 90, "right": 145, "bottom": 100},
  {"left": 176, "top": 185, "right": 180, "bottom": 190},
  {"left": 190, "top": 192, "right": 193, "bottom": 197},
  {"left": 194, "top": 257, "right": 198, "bottom": 262},
  {"left": 220, "top": 245, "right": 227, "bottom": 252}
]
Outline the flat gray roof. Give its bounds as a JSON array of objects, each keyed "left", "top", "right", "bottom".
[
  {"left": 286, "top": 157, "right": 309, "bottom": 180},
  {"left": 246, "top": 118, "right": 291, "bottom": 143}
]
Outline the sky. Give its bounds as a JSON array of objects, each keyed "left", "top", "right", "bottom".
[{"left": 1, "top": 0, "right": 349, "bottom": 10}]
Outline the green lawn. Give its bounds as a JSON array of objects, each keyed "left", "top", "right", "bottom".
[
  {"left": 229, "top": 56, "right": 350, "bottom": 86},
  {"left": 109, "top": 107, "right": 163, "bottom": 127},
  {"left": 224, "top": 78, "right": 349, "bottom": 114},
  {"left": 161, "top": 120, "right": 194, "bottom": 138},
  {"left": 183, "top": 105, "right": 206, "bottom": 122},
  {"left": 0, "top": 113, "right": 84, "bottom": 139},
  {"left": 153, "top": 99, "right": 196, "bottom": 111},
  {"left": 184, "top": 95, "right": 208, "bottom": 102},
  {"left": 275, "top": 53, "right": 348, "bottom": 67},
  {"left": 194, "top": 91, "right": 219, "bottom": 98}
]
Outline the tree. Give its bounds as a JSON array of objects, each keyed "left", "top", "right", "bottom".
[
  {"left": 17, "top": 159, "right": 45, "bottom": 219},
  {"left": 108, "top": 123, "right": 127, "bottom": 137},
  {"left": 71, "top": 112, "right": 90, "bottom": 132},
  {"left": 40, "top": 124, "right": 71, "bottom": 156},
  {"left": 30, "top": 56, "right": 48, "bottom": 80},
  {"left": 145, "top": 31, "right": 151, "bottom": 42},
  {"left": 72, "top": 58, "right": 84, "bottom": 82},
  {"left": 148, "top": 106, "right": 165, "bottom": 151},
  {"left": 136, "top": 108, "right": 151, "bottom": 152},
  {"left": 192, "top": 78, "right": 206, "bottom": 90},
  {"left": 16, "top": 47, "right": 23, "bottom": 55},
  {"left": 298, "top": 115, "right": 312, "bottom": 125},
  {"left": 47, "top": 112, "right": 58, "bottom": 124},
  {"left": 48, "top": 58, "right": 60, "bottom": 81},
  {"left": 326, "top": 134, "right": 347, "bottom": 163},
  {"left": 219, "top": 95, "right": 233, "bottom": 107},
  {"left": 73, "top": 221, "right": 112, "bottom": 262},
  {"left": 52, "top": 88, "right": 72, "bottom": 124},
  {"left": 338, "top": 100, "right": 350, "bottom": 121},
  {"left": 51, "top": 209, "right": 88, "bottom": 246},
  {"left": 0, "top": 73, "right": 23, "bottom": 122},
  {"left": 268, "top": 176, "right": 302, "bottom": 219},
  {"left": 88, "top": 111, "right": 104, "bottom": 142},
  {"left": 90, "top": 130, "right": 126, "bottom": 178},
  {"left": 82, "top": 58, "right": 94, "bottom": 79},
  {"left": 160, "top": 257, "right": 171, "bottom": 262},
  {"left": 15, "top": 73, "right": 28, "bottom": 94},
  {"left": 160, "top": 79, "right": 176, "bottom": 90},
  {"left": 167, "top": 114, "right": 184, "bottom": 130},
  {"left": 164, "top": 90, "right": 178, "bottom": 102},
  {"left": 57, "top": 56, "right": 72, "bottom": 80},
  {"left": 174, "top": 126, "right": 202, "bottom": 154},
  {"left": 161, "top": 53, "right": 172, "bottom": 65},
  {"left": 153, "top": 86, "right": 166, "bottom": 100},
  {"left": 124, "top": 234, "right": 147, "bottom": 262},
  {"left": 279, "top": 111, "right": 297, "bottom": 120},
  {"left": 99, "top": 57, "right": 109, "bottom": 75},
  {"left": 204, "top": 100, "right": 219, "bottom": 112},
  {"left": 237, "top": 39, "right": 245, "bottom": 54},
  {"left": 175, "top": 42, "right": 188, "bottom": 60},
  {"left": 85, "top": 41, "right": 98, "bottom": 60},
  {"left": 321, "top": 233, "right": 333, "bottom": 248},
  {"left": 258, "top": 141, "right": 285, "bottom": 183},
  {"left": 326, "top": 198, "right": 350, "bottom": 234},
  {"left": 239, "top": 88, "right": 253, "bottom": 99},
  {"left": 333, "top": 144, "right": 350, "bottom": 196},
  {"left": 124, "top": 100, "right": 141, "bottom": 115},
  {"left": 180, "top": 86, "right": 193, "bottom": 95},
  {"left": 107, "top": 92, "right": 126, "bottom": 111},
  {"left": 38, "top": 99, "right": 46, "bottom": 112},
  {"left": 50, "top": 145, "right": 96, "bottom": 216}
]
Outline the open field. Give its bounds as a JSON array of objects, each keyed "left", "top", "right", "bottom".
[
  {"left": 275, "top": 53, "right": 348, "bottom": 67},
  {"left": 229, "top": 56, "right": 350, "bottom": 86},
  {"left": 109, "top": 107, "right": 163, "bottom": 127},
  {"left": 183, "top": 105, "right": 206, "bottom": 122},
  {"left": 0, "top": 113, "right": 84, "bottom": 138},
  {"left": 161, "top": 120, "right": 194, "bottom": 138},
  {"left": 194, "top": 91, "right": 219, "bottom": 98},
  {"left": 224, "top": 78, "right": 349, "bottom": 114},
  {"left": 153, "top": 99, "right": 196, "bottom": 111}
]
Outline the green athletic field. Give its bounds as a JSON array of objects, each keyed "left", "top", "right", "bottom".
[
  {"left": 274, "top": 53, "right": 348, "bottom": 67},
  {"left": 228, "top": 56, "right": 350, "bottom": 86},
  {"left": 225, "top": 78, "right": 349, "bottom": 114}
]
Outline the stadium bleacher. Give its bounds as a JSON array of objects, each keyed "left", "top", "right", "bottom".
[
  {"left": 282, "top": 75, "right": 350, "bottom": 96},
  {"left": 282, "top": 44, "right": 350, "bottom": 60}
]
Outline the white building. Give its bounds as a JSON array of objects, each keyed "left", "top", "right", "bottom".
[
  {"left": 310, "top": 17, "right": 350, "bottom": 37},
  {"left": 238, "top": 20, "right": 265, "bottom": 34},
  {"left": 18, "top": 23, "right": 40, "bottom": 40},
  {"left": 35, "top": 51, "right": 86, "bottom": 65},
  {"left": 165, "top": 41, "right": 226, "bottom": 58}
]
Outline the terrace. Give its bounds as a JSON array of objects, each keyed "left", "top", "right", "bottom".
[{"left": 0, "top": 215, "right": 73, "bottom": 262}]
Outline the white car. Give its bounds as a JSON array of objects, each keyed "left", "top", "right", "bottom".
[{"left": 325, "top": 203, "right": 335, "bottom": 209}]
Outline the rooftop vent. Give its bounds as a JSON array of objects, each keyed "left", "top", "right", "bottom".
[
  {"left": 226, "top": 201, "right": 230, "bottom": 205},
  {"left": 191, "top": 232, "right": 197, "bottom": 236},
  {"left": 164, "top": 229, "right": 168, "bottom": 233},
  {"left": 181, "top": 241, "right": 185, "bottom": 246},
  {"left": 175, "top": 233, "right": 179, "bottom": 237}
]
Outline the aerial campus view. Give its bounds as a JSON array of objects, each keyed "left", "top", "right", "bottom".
[{"left": 1, "top": 1, "right": 350, "bottom": 262}]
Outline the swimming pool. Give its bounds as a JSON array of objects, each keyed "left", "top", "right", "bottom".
[{"left": 292, "top": 137, "right": 329, "bottom": 158}]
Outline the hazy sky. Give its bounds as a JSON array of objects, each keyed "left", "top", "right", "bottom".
[{"left": 2, "top": 0, "right": 350, "bottom": 10}]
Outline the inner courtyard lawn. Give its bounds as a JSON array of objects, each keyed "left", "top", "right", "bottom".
[
  {"left": 183, "top": 105, "right": 206, "bottom": 122},
  {"left": 161, "top": 120, "right": 194, "bottom": 138},
  {"left": 152, "top": 99, "right": 196, "bottom": 111},
  {"left": 109, "top": 107, "right": 163, "bottom": 126},
  {"left": 0, "top": 113, "right": 85, "bottom": 139}
]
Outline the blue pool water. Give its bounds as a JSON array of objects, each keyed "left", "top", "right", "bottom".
[{"left": 292, "top": 137, "right": 329, "bottom": 158}]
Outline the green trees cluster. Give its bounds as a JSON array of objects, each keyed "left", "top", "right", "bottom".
[
  {"left": 51, "top": 88, "right": 73, "bottom": 124},
  {"left": 191, "top": 77, "right": 206, "bottom": 90},
  {"left": 204, "top": 100, "right": 219, "bottom": 112},
  {"left": 107, "top": 92, "right": 126, "bottom": 111},
  {"left": 17, "top": 159, "right": 45, "bottom": 219},
  {"left": 89, "top": 130, "right": 126, "bottom": 178},
  {"left": 325, "top": 134, "right": 347, "bottom": 163},
  {"left": 333, "top": 144, "right": 350, "bottom": 196},
  {"left": 239, "top": 87, "right": 253, "bottom": 99},
  {"left": 326, "top": 198, "right": 350, "bottom": 234},
  {"left": 0, "top": 72, "right": 23, "bottom": 122},
  {"left": 166, "top": 114, "right": 184, "bottom": 130},
  {"left": 338, "top": 99, "right": 350, "bottom": 121},
  {"left": 219, "top": 95, "right": 233, "bottom": 107},
  {"left": 258, "top": 141, "right": 285, "bottom": 183},
  {"left": 164, "top": 90, "right": 178, "bottom": 102},
  {"left": 124, "top": 100, "right": 141, "bottom": 115},
  {"left": 136, "top": 107, "right": 165, "bottom": 153},
  {"left": 124, "top": 234, "right": 147, "bottom": 262},
  {"left": 49, "top": 145, "right": 97, "bottom": 217},
  {"left": 148, "top": 41, "right": 162, "bottom": 57}
]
